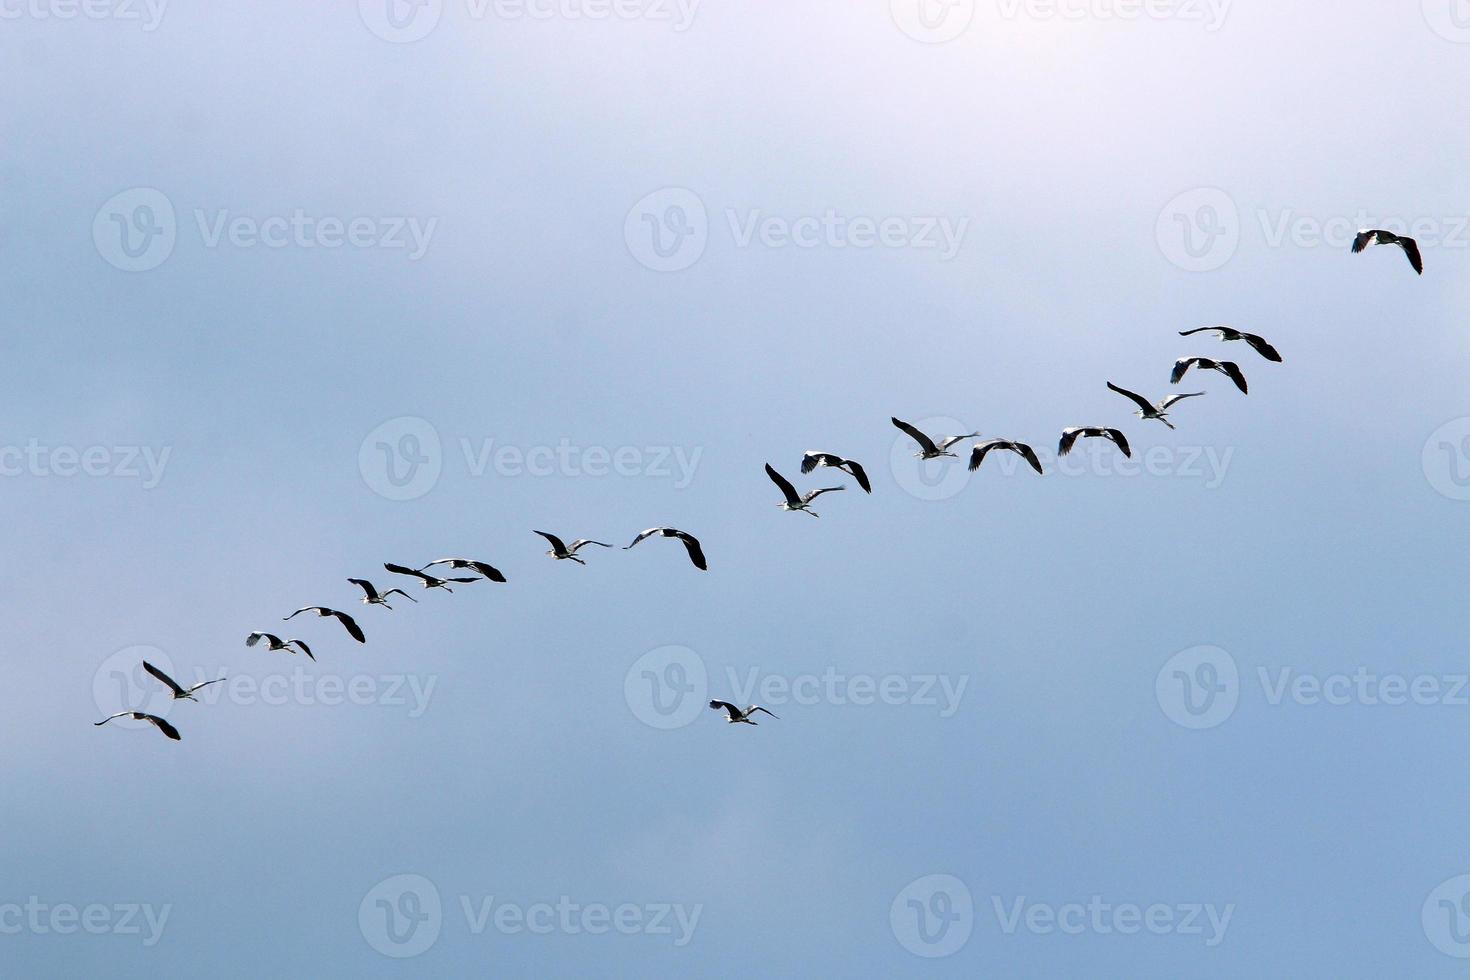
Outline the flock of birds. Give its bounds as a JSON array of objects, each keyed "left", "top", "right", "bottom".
[{"left": 94, "top": 228, "right": 1424, "bottom": 739}]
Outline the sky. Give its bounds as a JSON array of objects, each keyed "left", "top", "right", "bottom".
[{"left": 4, "top": 0, "right": 1470, "bottom": 975}]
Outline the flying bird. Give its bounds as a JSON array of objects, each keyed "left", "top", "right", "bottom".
[
  {"left": 1352, "top": 229, "right": 1423, "bottom": 275},
  {"left": 1058, "top": 427, "right": 1131, "bottom": 458},
  {"left": 94, "top": 711, "right": 180, "bottom": 740},
  {"left": 709, "top": 700, "right": 779, "bottom": 725},
  {"left": 283, "top": 606, "right": 366, "bottom": 644},
  {"left": 1171, "top": 357, "right": 1248, "bottom": 394},
  {"left": 1107, "top": 382, "right": 1204, "bottom": 430},
  {"left": 1178, "top": 326, "right": 1282, "bottom": 363},
  {"left": 143, "top": 661, "right": 225, "bottom": 701},
  {"left": 420, "top": 558, "right": 507, "bottom": 583},
  {"left": 246, "top": 632, "right": 315, "bottom": 661},
  {"left": 624, "top": 527, "right": 707, "bottom": 570},
  {"left": 348, "top": 578, "right": 418, "bottom": 608},
  {"left": 383, "top": 563, "right": 479, "bottom": 593},
  {"left": 765, "top": 463, "right": 844, "bottom": 518},
  {"left": 968, "top": 439, "right": 1044, "bottom": 474},
  {"left": 891, "top": 417, "right": 981, "bottom": 460},
  {"left": 801, "top": 452, "right": 872, "bottom": 493},
  {"left": 534, "top": 531, "right": 612, "bottom": 565}
]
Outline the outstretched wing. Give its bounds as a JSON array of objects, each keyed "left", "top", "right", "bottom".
[
  {"left": 143, "top": 661, "right": 186, "bottom": 699},
  {"left": 383, "top": 588, "right": 418, "bottom": 602},
  {"left": 1158, "top": 392, "right": 1205, "bottom": 410},
  {"left": 803, "top": 486, "right": 845, "bottom": 503},
  {"left": 1242, "top": 332, "right": 1283, "bottom": 363},
  {"left": 890, "top": 417, "right": 939, "bottom": 455},
  {"left": 329, "top": 610, "right": 366, "bottom": 643},
  {"left": 937, "top": 432, "right": 982, "bottom": 451},
  {"left": 348, "top": 578, "right": 379, "bottom": 600},
  {"left": 844, "top": 460, "right": 872, "bottom": 494},
  {"left": 1351, "top": 229, "right": 1376, "bottom": 253},
  {"left": 624, "top": 528, "right": 661, "bottom": 550},
  {"left": 568, "top": 540, "right": 612, "bottom": 553},
  {"left": 1104, "top": 429, "right": 1132, "bottom": 458},
  {"left": 1014, "top": 442, "right": 1044, "bottom": 475},
  {"left": 384, "top": 563, "right": 433, "bottom": 583},
  {"left": 1107, "top": 382, "right": 1156, "bottom": 414},
  {"left": 1220, "top": 360, "right": 1249, "bottom": 394},
  {"left": 142, "top": 714, "right": 181, "bottom": 740},
  {"left": 533, "top": 530, "right": 568, "bottom": 554},
  {"left": 676, "top": 532, "right": 708, "bottom": 571},
  {"left": 1401, "top": 237, "right": 1424, "bottom": 274},
  {"left": 801, "top": 451, "right": 840, "bottom": 474},
  {"left": 709, "top": 700, "right": 742, "bottom": 720},
  {"left": 1170, "top": 358, "right": 1204, "bottom": 385},
  {"left": 764, "top": 463, "right": 803, "bottom": 506},
  {"left": 186, "top": 677, "right": 227, "bottom": 696},
  {"left": 749, "top": 706, "right": 779, "bottom": 719},
  {"left": 291, "top": 640, "right": 315, "bottom": 661},
  {"left": 968, "top": 440, "right": 1000, "bottom": 472},
  {"left": 1058, "top": 428, "right": 1084, "bottom": 457}
]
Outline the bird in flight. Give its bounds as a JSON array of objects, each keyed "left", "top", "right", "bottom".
[
  {"left": 1171, "top": 356, "right": 1249, "bottom": 394},
  {"left": 801, "top": 452, "right": 872, "bottom": 493},
  {"left": 534, "top": 531, "right": 612, "bottom": 565},
  {"left": 246, "top": 632, "right": 315, "bottom": 660},
  {"left": 765, "top": 463, "right": 844, "bottom": 518},
  {"left": 383, "top": 563, "right": 480, "bottom": 593},
  {"left": 143, "top": 661, "right": 225, "bottom": 701},
  {"left": 283, "top": 606, "right": 366, "bottom": 643},
  {"left": 624, "top": 527, "right": 707, "bottom": 570},
  {"left": 968, "top": 439, "right": 1044, "bottom": 475},
  {"left": 94, "top": 711, "right": 181, "bottom": 741},
  {"left": 1107, "top": 382, "right": 1204, "bottom": 430},
  {"left": 420, "top": 558, "right": 507, "bottom": 583},
  {"left": 1178, "top": 326, "right": 1282, "bottom": 363},
  {"left": 891, "top": 417, "right": 981, "bottom": 460},
  {"left": 709, "top": 700, "right": 779, "bottom": 725},
  {"left": 1352, "top": 229, "right": 1423, "bottom": 275},
  {"left": 1058, "top": 427, "right": 1131, "bottom": 458},
  {"left": 348, "top": 578, "right": 418, "bottom": 609}
]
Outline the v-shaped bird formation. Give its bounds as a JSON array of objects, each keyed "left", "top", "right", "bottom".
[{"left": 97, "top": 232, "right": 1425, "bottom": 739}]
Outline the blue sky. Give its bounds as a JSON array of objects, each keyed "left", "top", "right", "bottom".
[{"left": 6, "top": 1, "right": 1470, "bottom": 975}]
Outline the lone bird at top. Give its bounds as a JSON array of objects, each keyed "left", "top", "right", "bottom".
[
  {"left": 534, "top": 531, "right": 612, "bottom": 565},
  {"left": 891, "top": 417, "right": 981, "bottom": 460},
  {"left": 1352, "top": 228, "right": 1423, "bottom": 275},
  {"left": 968, "top": 439, "right": 1044, "bottom": 475},
  {"left": 1178, "top": 326, "right": 1282, "bottom": 363},
  {"left": 765, "top": 463, "right": 844, "bottom": 518},
  {"left": 1171, "top": 356, "right": 1249, "bottom": 394},
  {"left": 801, "top": 452, "right": 872, "bottom": 494},
  {"left": 624, "top": 527, "right": 707, "bottom": 570},
  {"left": 709, "top": 700, "right": 779, "bottom": 725},
  {"left": 1107, "top": 382, "right": 1204, "bottom": 430}
]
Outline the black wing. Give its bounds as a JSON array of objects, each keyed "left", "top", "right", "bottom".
[
  {"left": 709, "top": 700, "right": 742, "bottom": 720},
  {"left": 1351, "top": 229, "right": 1376, "bottom": 253},
  {"left": 143, "top": 714, "right": 181, "bottom": 740},
  {"left": 1014, "top": 443, "right": 1044, "bottom": 475},
  {"left": 534, "top": 530, "right": 568, "bottom": 554},
  {"left": 1220, "top": 360, "right": 1249, "bottom": 394},
  {"left": 348, "top": 578, "right": 380, "bottom": 600},
  {"left": 384, "top": 562, "right": 432, "bottom": 582},
  {"left": 845, "top": 460, "right": 872, "bottom": 494},
  {"left": 677, "top": 532, "right": 708, "bottom": 571},
  {"left": 142, "top": 661, "right": 186, "bottom": 699},
  {"left": 1170, "top": 358, "right": 1203, "bottom": 385},
  {"left": 1105, "top": 429, "right": 1132, "bottom": 458},
  {"left": 330, "top": 610, "right": 366, "bottom": 643},
  {"left": 1402, "top": 237, "right": 1424, "bottom": 274},
  {"left": 1107, "top": 382, "right": 1156, "bottom": 414},
  {"left": 968, "top": 441, "right": 999, "bottom": 472},
  {"left": 1241, "top": 332, "right": 1283, "bottom": 362},
  {"left": 890, "top": 417, "right": 939, "bottom": 454},
  {"left": 764, "top": 464, "right": 802, "bottom": 506}
]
